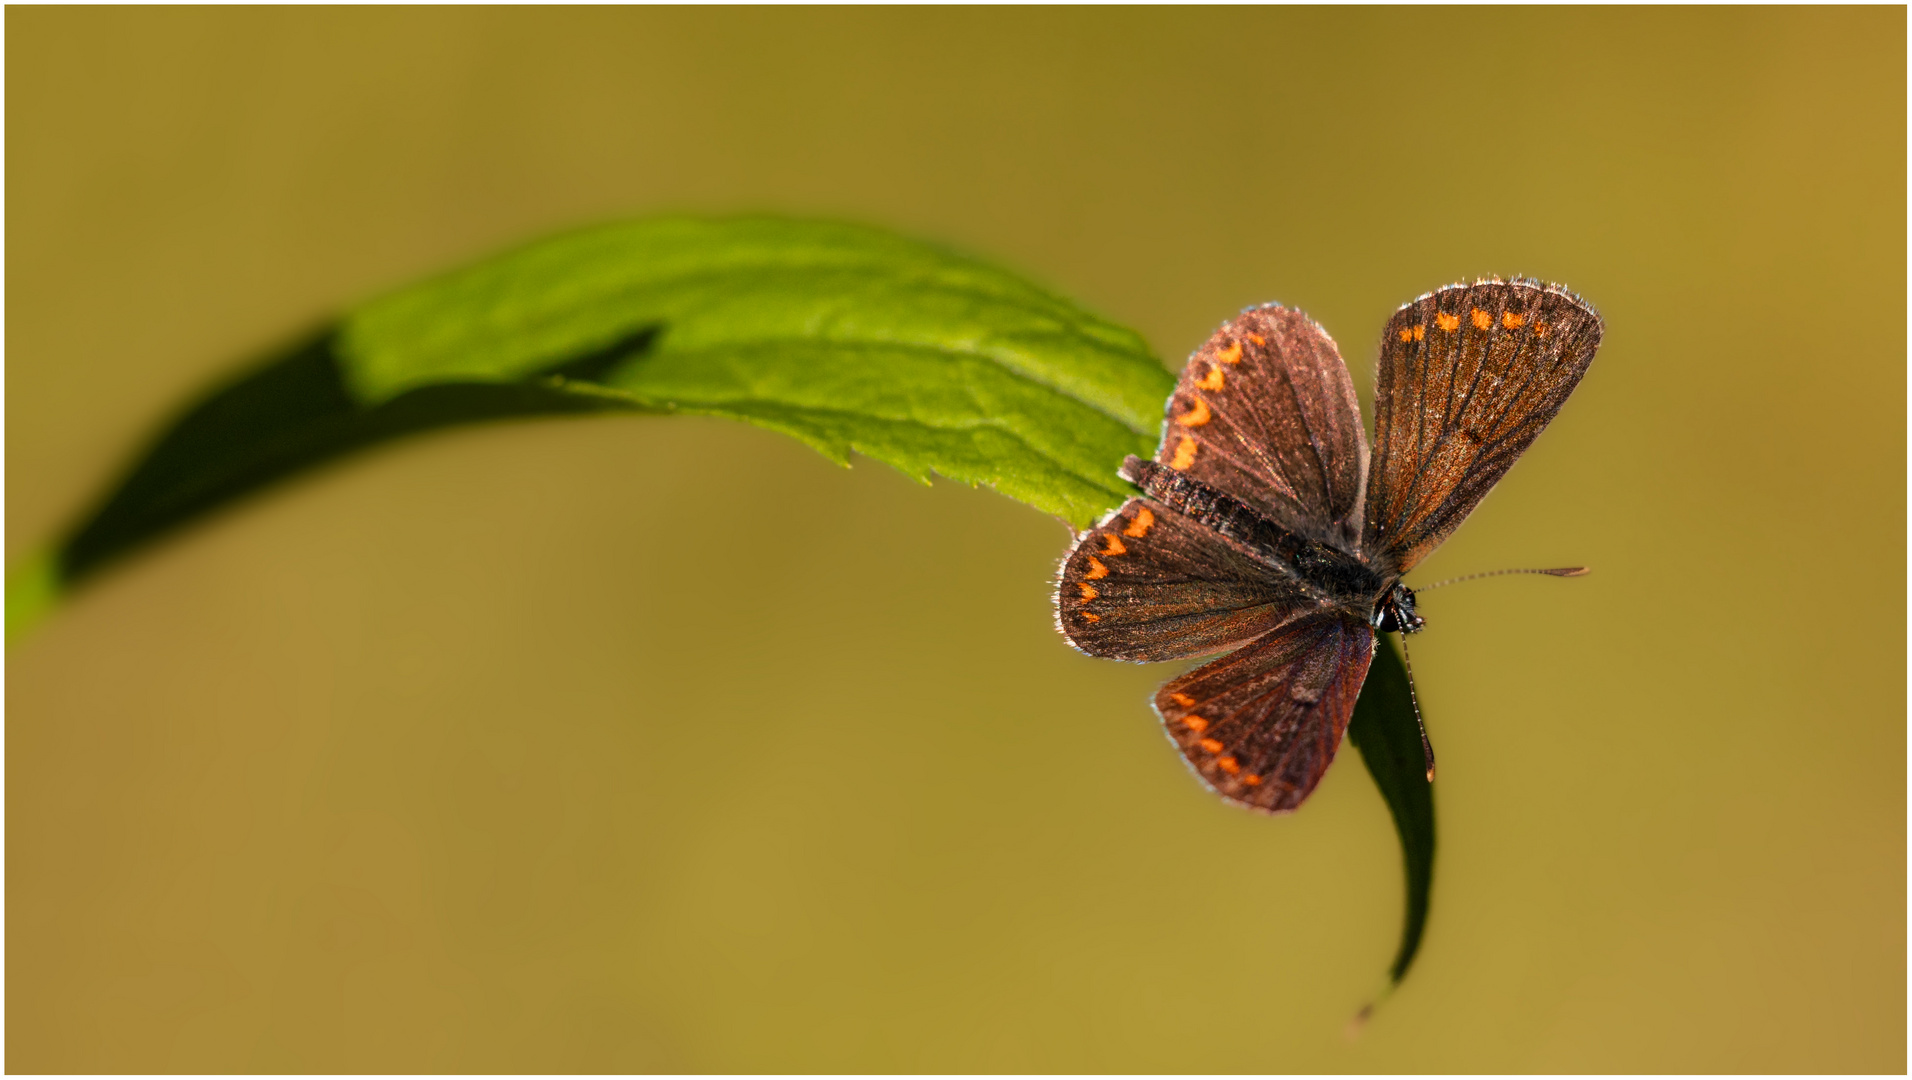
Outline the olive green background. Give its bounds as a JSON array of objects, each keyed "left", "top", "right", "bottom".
[{"left": 7, "top": 7, "right": 1904, "bottom": 1072}]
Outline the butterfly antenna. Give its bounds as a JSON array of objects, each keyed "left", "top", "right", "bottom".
[
  {"left": 1396, "top": 633, "right": 1436, "bottom": 783},
  {"left": 1415, "top": 566, "right": 1589, "bottom": 592}
]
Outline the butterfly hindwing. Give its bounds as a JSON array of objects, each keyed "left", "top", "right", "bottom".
[
  {"left": 1057, "top": 497, "right": 1312, "bottom": 663},
  {"left": 1155, "top": 305, "right": 1370, "bottom": 550},
  {"left": 1154, "top": 610, "right": 1375, "bottom": 813},
  {"left": 1364, "top": 279, "right": 1603, "bottom": 574}
]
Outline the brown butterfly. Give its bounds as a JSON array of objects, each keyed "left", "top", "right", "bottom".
[{"left": 1055, "top": 279, "right": 1603, "bottom": 813}]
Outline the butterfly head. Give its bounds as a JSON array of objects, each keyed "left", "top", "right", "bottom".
[{"left": 1372, "top": 584, "right": 1425, "bottom": 635}]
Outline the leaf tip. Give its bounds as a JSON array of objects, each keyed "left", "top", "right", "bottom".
[
  {"left": 1344, "top": 1003, "right": 1373, "bottom": 1041},
  {"left": 1348, "top": 973, "right": 1407, "bottom": 1036},
  {"left": 7, "top": 548, "right": 63, "bottom": 645}
]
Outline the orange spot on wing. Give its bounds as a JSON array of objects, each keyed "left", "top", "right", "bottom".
[
  {"left": 1169, "top": 436, "right": 1199, "bottom": 471},
  {"left": 1502, "top": 311, "right": 1525, "bottom": 329},
  {"left": 1471, "top": 307, "right": 1492, "bottom": 330},
  {"left": 1242, "top": 773, "right": 1263, "bottom": 786},
  {"left": 1217, "top": 756, "right": 1241, "bottom": 775},
  {"left": 1177, "top": 396, "right": 1212, "bottom": 427},
  {"left": 1413, "top": 324, "right": 1425, "bottom": 341},
  {"left": 1198, "top": 738, "right": 1224, "bottom": 754},
  {"left": 1169, "top": 692, "right": 1195, "bottom": 707},
  {"left": 1197, "top": 364, "right": 1225, "bottom": 391},
  {"left": 1084, "top": 556, "right": 1108, "bottom": 580},
  {"left": 1247, "top": 333, "right": 1266, "bottom": 346},
  {"left": 1216, "top": 341, "right": 1243, "bottom": 365},
  {"left": 1182, "top": 716, "right": 1209, "bottom": 733},
  {"left": 1534, "top": 321, "right": 1551, "bottom": 338},
  {"left": 1435, "top": 312, "right": 1460, "bottom": 332},
  {"left": 1080, "top": 611, "right": 1101, "bottom": 623},
  {"left": 1077, "top": 582, "right": 1098, "bottom": 602},
  {"left": 1123, "top": 507, "right": 1155, "bottom": 538},
  {"left": 1100, "top": 533, "right": 1127, "bottom": 556},
  {"left": 1398, "top": 328, "right": 1414, "bottom": 342}
]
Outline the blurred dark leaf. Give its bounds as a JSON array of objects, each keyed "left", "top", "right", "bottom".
[{"left": 54, "top": 327, "right": 657, "bottom": 589}]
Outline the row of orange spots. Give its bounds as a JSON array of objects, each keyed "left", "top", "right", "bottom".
[
  {"left": 1176, "top": 396, "right": 1211, "bottom": 427},
  {"left": 1176, "top": 714, "right": 1261, "bottom": 786},
  {"left": 1076, "top": 505, "right": 1154, "bottom": 625},
  {"left": 1405, "top": 311, "right": 1541, "bottom": 340},
  {"left": 1077, "top": 529, "right": 1104, "bottom": 621},
  {"left": 1169, "top": 435, "right": 1199, "bottom": 471}
]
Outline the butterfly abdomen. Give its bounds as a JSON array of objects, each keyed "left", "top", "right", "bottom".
[{"left": 1120, "top": 455, "right": 1387, "bottom": 607}]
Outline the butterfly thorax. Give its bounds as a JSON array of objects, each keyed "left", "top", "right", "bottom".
[{"left": 1121, "top": 455, "right": 1396, "bottom": 614}]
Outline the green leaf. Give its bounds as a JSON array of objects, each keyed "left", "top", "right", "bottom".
[
  {"left": 338, "top": 216, "right": 1173, "bottom": 526},
  {"left": 36, "top": 216, "right": 1173, "bottom": 606},
  {"left": 1348, "top": 632, "right": 1437, "bottom": 988}
]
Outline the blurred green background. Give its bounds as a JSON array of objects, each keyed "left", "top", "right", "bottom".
[{"left": 7, "top": 7, "right": 1904, "bottom": 1072}]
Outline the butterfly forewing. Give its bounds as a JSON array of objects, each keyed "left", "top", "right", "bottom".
[
  {"left": 1154, "top": 611, "right": 1374, "bottom": 813},
  {"left": 1364, "top": 280, "right": 1603, "bottom": 574},
  {"left": 1154, "top": 306, "right": 1370, "bottom": 549},
  {"left": 1057, "top": 498, "right": 1311, "bottom": 663}
]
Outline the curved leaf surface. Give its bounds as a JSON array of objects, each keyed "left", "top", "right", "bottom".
[{"left": 339, "top": 217, "right": 1172, "bottom": 525}]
